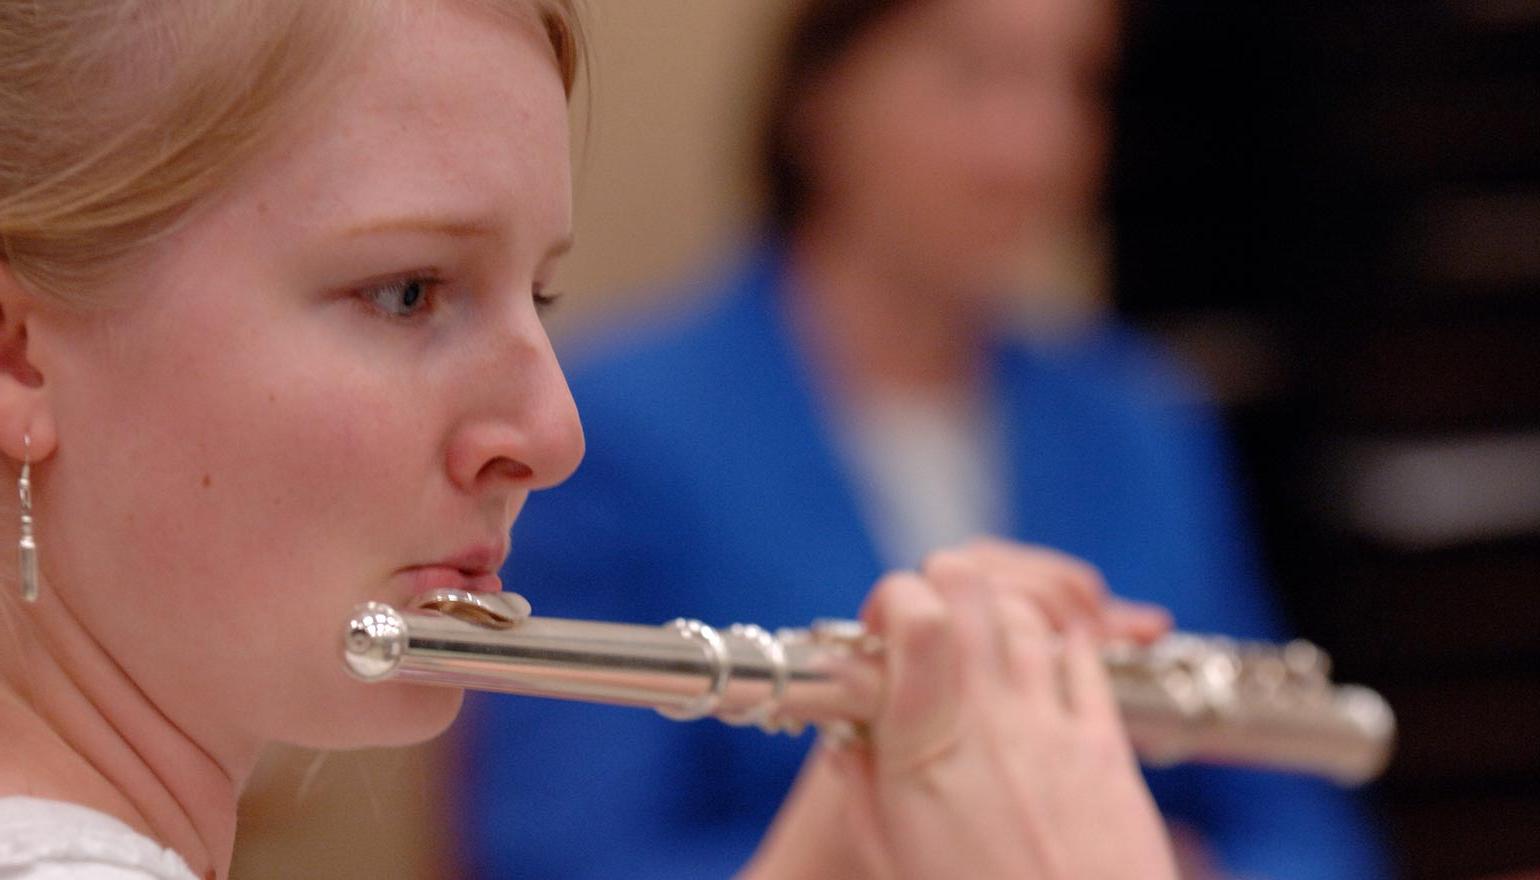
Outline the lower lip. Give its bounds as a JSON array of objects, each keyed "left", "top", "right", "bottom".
[{"left": 402, "top": 566, "right": 503, "bottom": 596}]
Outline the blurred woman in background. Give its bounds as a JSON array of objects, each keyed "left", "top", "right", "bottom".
[{"left": 457, "top": 0, "right": 1390, "bottom": 877}]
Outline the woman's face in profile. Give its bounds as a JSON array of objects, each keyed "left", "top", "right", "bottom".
[
  {"left": 28, "top": 2, "right": 583, "bottom": 753},
  {"left": 807, "top": 0, "right": 1116, "bottom": 296}
]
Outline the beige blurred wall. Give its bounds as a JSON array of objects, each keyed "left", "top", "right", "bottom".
[
  {"left": 546, "top": 0, "right": 791, "bottom": 334},
  {"left": 231, "top": 3, "right": 793, "bottom": 877}
]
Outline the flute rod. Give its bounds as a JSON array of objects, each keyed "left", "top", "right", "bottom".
[{"left": 342, "top": 590, "right": 1395, "bottom": 785}]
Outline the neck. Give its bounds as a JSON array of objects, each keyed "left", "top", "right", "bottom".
[
  {"left": 782, "top": 220, "right": 987, "bottom": 400},
  {"left": 0, "top": 589, "right": 249, "bottom": 880}
]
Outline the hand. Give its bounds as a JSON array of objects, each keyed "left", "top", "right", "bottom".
[
  {"left": 743, "top": 541, "right": 1179, "bottom": 880},
  {"left": 946, "top": 537, "right": 1171, "bottom": 644}
]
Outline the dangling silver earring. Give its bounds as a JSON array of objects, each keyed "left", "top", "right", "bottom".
[{"left": 18, "top": 433, "right": 38, "bottom": 602}]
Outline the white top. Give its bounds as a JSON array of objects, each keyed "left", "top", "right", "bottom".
[
  {"left": 0, "top": 798, "right": 198, "bottom": 879},
  {"left": 835, "top": 388, "right": 1009, "bottom": 569}
]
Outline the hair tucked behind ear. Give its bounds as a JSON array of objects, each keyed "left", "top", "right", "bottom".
[{"left": 0, "top": 0, "right": 585, "bottom": 305}]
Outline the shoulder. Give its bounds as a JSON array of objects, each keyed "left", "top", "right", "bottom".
[{"left": 0, "top": 798, "right": 198, "bottom": 880}]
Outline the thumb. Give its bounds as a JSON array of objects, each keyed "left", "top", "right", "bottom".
[{"left": 860, "top": 570, "right": 963, "bottom": 774}]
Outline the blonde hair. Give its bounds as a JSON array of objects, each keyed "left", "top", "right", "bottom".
[{"left": 0, "top": 0, "right": 582, "bottom": 304}]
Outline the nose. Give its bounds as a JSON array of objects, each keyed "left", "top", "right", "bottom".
[{"left": 444, "top": 315, "right": 585, "bottom": 498}]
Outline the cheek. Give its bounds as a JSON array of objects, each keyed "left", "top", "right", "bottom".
[
  {"left": 834, "top": 86, "right": 981, "bottom": 228},
  {"left": 44, "top": 331, "right": 446, "bottom": 744},
  {"left": 65, "top": 365, "right": 408, "bottom": 589}
]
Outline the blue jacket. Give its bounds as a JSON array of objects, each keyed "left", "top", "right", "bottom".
[{"left": 455, "top": 246, "right": 1390, "bottom": 879}]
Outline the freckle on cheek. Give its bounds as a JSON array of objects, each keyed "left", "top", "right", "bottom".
[{"left": 201, "top": 474, "right": 212, "bottom": 488}]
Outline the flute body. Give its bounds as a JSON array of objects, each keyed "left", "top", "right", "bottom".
[{"left": 343, "top": 590, "right": 1395, "bottom": 785}]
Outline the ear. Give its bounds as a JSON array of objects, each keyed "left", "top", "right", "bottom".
[{"left": 0, "top": 259, "right": 57, "bottom": 465}]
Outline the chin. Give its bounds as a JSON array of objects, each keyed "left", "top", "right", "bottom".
[{"left": 290, "top": 680, "right": 467, "bottom": 750}]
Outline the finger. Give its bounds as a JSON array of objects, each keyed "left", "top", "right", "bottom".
[
  {"left": 1104, "top": 598, "right": 1173, "bottom": 645},
  {"left": 985, "top": 585, "right": 1061, "bottom": 715},
  {"left": 955, "top": 541, "right": 1085, "bottom": 631},
  {"left": 985, "top": 566, "right": 1080, "bottom": 633},
  {"left": 925, "top": 551, "right": 1057, "bottom": 711},
  {"left": 860, "top": 570, "right": 963, "bottom": 770},
  {"left": 919, "top": 549, "right": 997, "bottom": 674},
  {"left": 964, "top": 538, "right": 1109, "bottom": 629},
  {"left": 1061, "top": 623, "right": 1122, "bottom": 727}
]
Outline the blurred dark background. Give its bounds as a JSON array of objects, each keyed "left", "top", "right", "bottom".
[{"left": 1112, "top": 2, "right": 1540, "bottom": 878}]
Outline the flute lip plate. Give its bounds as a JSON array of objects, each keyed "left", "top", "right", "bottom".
[{"left": 409, "top": 588, "right": 531, "bottom": 629}]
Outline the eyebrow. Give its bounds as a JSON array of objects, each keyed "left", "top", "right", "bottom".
[{"left": 338, "top": 215, "right": 575, "bottom": 258}]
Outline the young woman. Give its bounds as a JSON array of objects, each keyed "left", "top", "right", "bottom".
[{"left": 0, "top": 1, "right": 1177, "bottom": 877}]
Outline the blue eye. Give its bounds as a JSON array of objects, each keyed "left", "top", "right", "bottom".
[{"left": 361, "top": 275, "right": 441, "bottom": 318}]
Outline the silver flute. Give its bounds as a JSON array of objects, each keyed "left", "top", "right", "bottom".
[{"left": 342, "top": 589, "right": 1395, "bottom": 785}]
